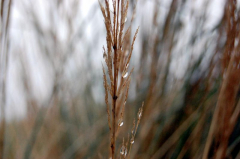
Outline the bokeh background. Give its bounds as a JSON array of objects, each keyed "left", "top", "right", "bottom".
[{"left": 1, "top": 0, "right": 240, "bottom": 158}]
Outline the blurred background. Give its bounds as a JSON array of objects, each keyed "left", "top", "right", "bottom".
[{"left": 1, "top": 0, "right": 240, "bottom": 158}]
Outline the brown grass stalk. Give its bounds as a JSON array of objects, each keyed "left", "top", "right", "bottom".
[
  {"left": 151, "top": 107, "right": 200, "bottom": 159},
  {"left": 99, "top": 0, "right": 142, "bottom": 158},
  {"left": 203, "top": 0, "right": 240, "bottom": 158},
  {"left": 0, "top": 0, "right": 12, "bottom": 158}
]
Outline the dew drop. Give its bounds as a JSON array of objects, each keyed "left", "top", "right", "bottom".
[
  {"left": 125, "top": 17, "right": 127, "bottom": 23},
  {"left": 120, "top": 146, "right": 125, "bottom": 155},
  {"left": 119, "top": 121, "right": 123, "bottom": 126},
  {"left": 118, "top": 118, "right": 123, "bottom": 127},
  {"left": 122, "top": 71, "right": 128, "bottom": 78},
  {"left": 124, "top": 148, "right": 128, "bottom": 156},
  {"left": 138, "top": 111, "right": 142, "bottom": 119},
  {"left": 125, "top": 63, "right": 129, "bottom": 69},
  {"left": 130, "top": 138, "right": 134, "bottom": 144}
]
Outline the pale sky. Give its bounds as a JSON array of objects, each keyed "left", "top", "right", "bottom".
[{"left": 3, "top": 0, "right": 225, "bottom": 120}]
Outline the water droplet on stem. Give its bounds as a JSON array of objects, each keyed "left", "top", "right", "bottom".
[
  {"left": 122, "top": 71, "right": 128, "bottom": 78},
  {"left": 138, "top": 111, "right": 142, "bottom": 119},
  {"left": 130, "top": 138, "right": 134, "bottom": 144},
  {"left": 120, "top": 146, "right": 125, "bottom": 155},
  {"left": 118, "top": 118, "right": 123, "bottom": 127},
  {"left": 124, "top": 148, "right": 128, "bottom": 156},
  {"left": 125, "top": 63, "right": 129, "bottom": 69}
]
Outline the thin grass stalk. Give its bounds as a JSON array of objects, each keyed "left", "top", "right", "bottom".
[
  {"left": 203, "top": 1, "right": 240, "bottom": 158},
  {"left": 23, "top": 85, "right": 58, "bottom": 159},
  {"left": 152, "top": 107, "right": 200, "bottom": 159},
  {"left": 127, "top": 103, "right": 143, "bottom": 158},
  {"left": 0, "top": 0, "right": 12, "bottom": 158},
  {"left": 111, "top": 0, "right": 120, "bottom": 157}
]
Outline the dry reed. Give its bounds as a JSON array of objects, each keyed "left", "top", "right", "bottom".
[
  {"left": 203, "top": 0, "right": 240, "bottom": 158},
  {"left": 1, "top": 0, "right": 240, "bottom": 159},
  {"left": 99, "top": 0, "right": 143, "bottom": 158},
  {"left": 0, "top": 0, "right": 12, "bottom": 158}
]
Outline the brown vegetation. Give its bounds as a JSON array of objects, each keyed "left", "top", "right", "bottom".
[{"left": 0, "top": 0, "right": 240, "bottom": 159}]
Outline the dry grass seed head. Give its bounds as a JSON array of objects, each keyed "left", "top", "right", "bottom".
[{"left": 99, "top": 0, "right": 141, "bottom": 158}]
